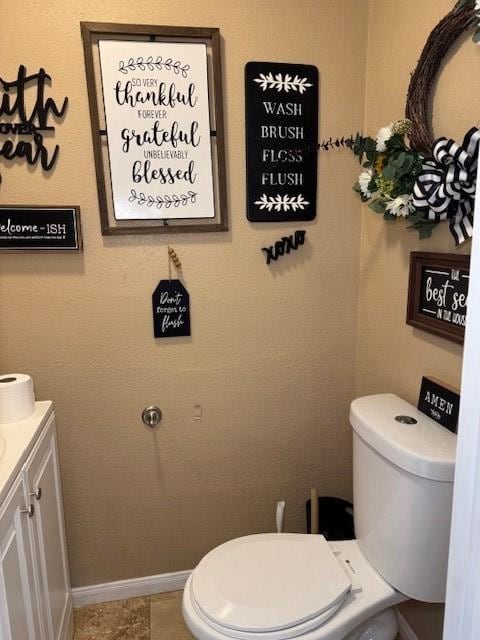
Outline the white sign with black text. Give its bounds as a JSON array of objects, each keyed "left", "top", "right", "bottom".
[{"left": 98, "top": 40, "right": 215, "bottom": 220}]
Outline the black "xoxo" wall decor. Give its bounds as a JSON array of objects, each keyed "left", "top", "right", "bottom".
[{"left": 262, "top": 230, "right": 306, "bottom": 264}]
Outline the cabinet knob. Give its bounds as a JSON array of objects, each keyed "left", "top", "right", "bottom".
[
  {"left": 30, "top": 488, "right": 42, "bottom": 501},
  {"left": 20, "top": 504, "right": 35, "bottom": 518}
]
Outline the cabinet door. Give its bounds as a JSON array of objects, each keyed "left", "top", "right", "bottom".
[
  {"left": 0, "top": 473, "right": 43, "bottom": 640},
  {"left": 25, "top": 418, "right": 71, "bottom": 640}
]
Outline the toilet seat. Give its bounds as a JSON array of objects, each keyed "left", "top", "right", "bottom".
[
  {"left": 190, "top": 534, "right": 351, "bottom": 639},
  {"left": 183, "top": 538, "right": 408, "bottom": 640},
  {"left": 190, "top": 580, "right": 347, "bottom": 640}
]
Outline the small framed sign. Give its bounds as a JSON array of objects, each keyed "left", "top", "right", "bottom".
[
  {"left": 245, "top": 61, "right": 318, "bottom": 222},
  {"left": 418, "top": 377, "right": 460, "bottom": 433},
  {"left": 406, "top": 252, "right": 470, "bottom": 344},
  {"left": 0, "top": 206, "right": 82, "bottom": 252}
]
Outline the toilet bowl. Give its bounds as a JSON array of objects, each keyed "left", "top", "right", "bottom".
[
  {"left": 182, "top": 534, "right": 406, "bottom": 640},
  {"left": 183, "top": 395, "right": 456, "bottom": 640}
]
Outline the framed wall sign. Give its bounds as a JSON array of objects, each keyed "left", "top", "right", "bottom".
[
  {"left": 417, "top": 377, "right": 460, "bottom": 433},
  {"left": 81, "top": 22, "right": 227, "bottom": 235},
  {"left": 406, "top": 252, "right": 470, "bottom": 344},
  {"left": 0, "top": 206, "right": 82, "bottom": 252},
  {"left": 245, "top": 61, "right": 318, "bottom": 222}
]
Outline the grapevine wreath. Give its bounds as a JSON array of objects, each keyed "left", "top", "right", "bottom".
[{"left": 322, "top": 0, "right": 480, "bottom": 243}]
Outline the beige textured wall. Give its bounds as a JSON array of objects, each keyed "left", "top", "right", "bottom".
[
  {"left": 358, "top": 0, "right": 475, "bottom": 404},
  {"left": 0, "top": 1, "right": 368, "bottom": 586},
  {"left": 360, "top": 1, "right": 477, "bottom": 637}
]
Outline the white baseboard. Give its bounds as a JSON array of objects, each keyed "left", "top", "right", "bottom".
[
  {"left": 396, "top": 609, "right": 420, "bottom": 640},
  {"left": 71, "top": 569, "right": 191, "bottom": 608}
]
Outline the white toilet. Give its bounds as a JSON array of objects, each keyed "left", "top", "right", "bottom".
[{"left": 183, "top": 394, "right": 456, "bottom": 640}]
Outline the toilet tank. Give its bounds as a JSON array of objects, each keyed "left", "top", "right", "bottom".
[{"left": 350, "top": 393, "right": 456, "bottom": 603}]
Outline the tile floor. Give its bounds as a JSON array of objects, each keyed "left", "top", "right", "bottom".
[
  {"left": 73, "top": 590, "right": 194, "bottom": 640},
  {"left": 73, "top": 591, "right": 402, "bottom": 640}
]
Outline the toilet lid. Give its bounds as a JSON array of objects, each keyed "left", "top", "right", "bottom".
[
  {"left": 191, "top": 534, "right": 352, "bottom": 634},
  {"left": 190, "top": 580, "right": 348, "bottom": 640}
]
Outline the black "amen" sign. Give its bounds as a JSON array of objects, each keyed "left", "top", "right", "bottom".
[
  {"left": 245, "top": 61, "right": 318, "bottom": 222},
  {"left": 417, "top": 377, "right": 460, "bottom": 433}
]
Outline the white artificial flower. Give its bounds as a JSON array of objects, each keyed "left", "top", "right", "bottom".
[
  {"left": 376, "top": 123, "right": 394, "bottom": 152},
  {"left": 385, "top": 194, "right": 414, "bottom": 218},
  {"left": 358, "top": 170, "right": 373, "bottom": 198}
]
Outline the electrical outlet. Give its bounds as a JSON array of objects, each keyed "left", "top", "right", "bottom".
[{"left": 193, "top": 404, "right": 203, "bottom": 423}]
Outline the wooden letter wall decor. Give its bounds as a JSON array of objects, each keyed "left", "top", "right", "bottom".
[{"left": 0, "top": 65, "right": 68, "bottom": 182}]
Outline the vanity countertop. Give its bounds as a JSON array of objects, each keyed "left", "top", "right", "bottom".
[{"left": 0, "top": 401, "right": 53, "bottom": 504}]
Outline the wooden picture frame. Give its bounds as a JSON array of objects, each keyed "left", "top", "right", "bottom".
[
  {"left": 406, "top": 252, "right": 470, "bottom": 344},
  {"left": 80, "top": 22, "right": 227, "bottom": 235}
]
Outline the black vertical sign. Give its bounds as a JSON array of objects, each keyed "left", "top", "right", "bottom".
[{"left": 245, "top": 61, "right": 318, "bottom": 222}]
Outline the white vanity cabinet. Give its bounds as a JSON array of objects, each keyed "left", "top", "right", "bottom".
[
  {"left": 0, "top": 473, "right": 43, "bottom": 640},
  {"left": 0, "top": 405, "right": 72, "bottom": 640}
]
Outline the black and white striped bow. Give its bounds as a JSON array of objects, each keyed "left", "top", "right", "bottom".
[{"left": 412, "top": 127, "right": 480, "bottom": 245}]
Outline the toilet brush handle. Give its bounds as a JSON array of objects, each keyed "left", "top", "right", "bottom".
[
  {"left": 276, "top": 501, "right": 286, "bottom": 533},
  {"left": 310, "top": 488, "right": 319, "bottom": 534}
]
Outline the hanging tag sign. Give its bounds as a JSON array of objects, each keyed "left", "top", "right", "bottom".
[{"left": 152, "top": 279, "right": 191, "bottom": 338}]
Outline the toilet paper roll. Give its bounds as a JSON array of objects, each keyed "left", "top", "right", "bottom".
[{"left": 0, "top": 374, "right": 36, "bottom": 423}]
